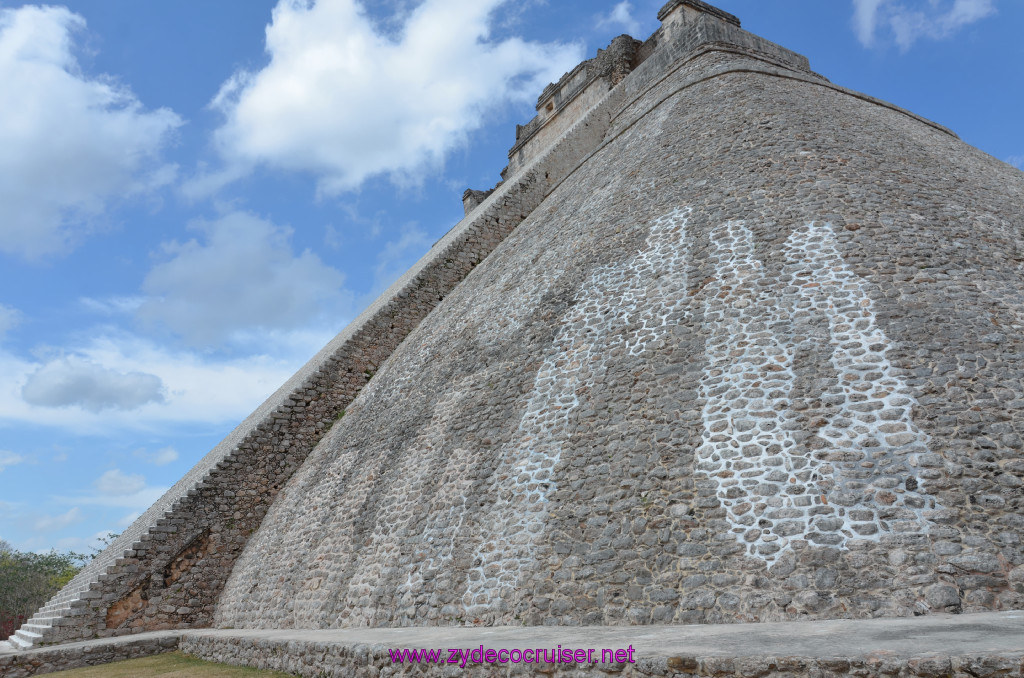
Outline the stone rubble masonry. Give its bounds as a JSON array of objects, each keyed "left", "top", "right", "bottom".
[
  {"left": 9, "top": 0, "right": 1024, "bottom": 661},
  {"left": 462, "top": 188, "right": 497, "bottom": 216},
  {"left": 3, "top": 612, "right": 1024, "bottom": 677},
  {"left": 213, "top": 0, "right": 1023, "bottom": 635},
  {"left": 504, "top": 34, "right": 642, "bottom": 180},
  {"left": 8, "top": 112, "right": 571, "bottom": 640},
  {"left": 501, "top": 0, "right": 814, "bottom": 182},
  {"left": 10, "top": 0, "right": 766, "bottom": 655},
  {"left": 0, "top": 632, "right": 179, "bottom": 678},
  {"left": 179, "top": 616, "right": 1024, "bottom": 678}
]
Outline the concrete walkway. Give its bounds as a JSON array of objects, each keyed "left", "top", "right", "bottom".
[
  {"left": 185, "top": 610, "right": 1024, "bottom": 659},
  {"left": 2, "top": 611, "right": 1023, "bottom": 677}
]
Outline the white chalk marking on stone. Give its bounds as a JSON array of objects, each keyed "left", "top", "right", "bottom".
[
  {"left": 696, "top": 220, "right": 939, "bottom": 563},
  {"left": 463, "top": 208, "right": 692, "bottom": 618},
  {"left": 782, "top": 222, "right": 935, "bottom": 548},
  {"left": 696, "top": 221, "right": 803, "bottom": 562}
]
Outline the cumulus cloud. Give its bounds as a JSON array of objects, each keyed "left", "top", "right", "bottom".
[
  {"left": 0, "top": 450, "right": 24, "bottom": 472},
  {"left": 852, "top": 0, "right": 996, "bottom": 50},
  {"left": 0, "top": 303, "right": 21, "bottom": 339},
  {"left": 21, "top": 356, "right": 165, "bottom": 412},
  {"left": 597, "top": 1, "right": 641, "bottom": 36},
  {"left": 0, "top": 332, "right": 309, "bottom": 433},
  {"left": 137, "top": 211, "right": 349, "bottom": 345},
  {"left": 0, "top": 5, "right": 182, "bottom": 259},
  {"left": 94, "top": 469, "right": 147, "bottom": 496},
  {"left": 195, "top": 0, "right": 582, "bottom": 196},
  {"left": 33, "top": 507, "right": 83, "bottom": 532}
]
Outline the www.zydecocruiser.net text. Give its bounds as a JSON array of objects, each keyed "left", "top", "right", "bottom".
[{"left": 388, "top": 645, "right": 638, "bottom": 667}]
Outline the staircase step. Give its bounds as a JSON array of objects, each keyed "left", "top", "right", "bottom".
[
  {"left": 13, "top": 629, "right": 42, "bottom": 643},
  {"left": 7, "top": 634, "right": 32, "bottom": 651},
  {"left": 19, "top": 623, "right": 52, "bottom": 634}
]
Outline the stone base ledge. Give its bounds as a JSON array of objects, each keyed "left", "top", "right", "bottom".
[
  {"left": 0, "top": 631, "right": 180, "bottom": 678},
  {"left": 3, "top": 612, "right": 1023, "bottom": 677},
  {"left": 184, "top": 611, "right": 1024, "bottom": 677}
]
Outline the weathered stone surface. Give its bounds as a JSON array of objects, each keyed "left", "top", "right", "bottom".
[
  {"left": 180, "top": 612, "right": 1024, "bottom": 678},
  {"left": 11, "top": 11, "right": 610, "bottom": 645},
  {"left": 212, "top": 0, "right": 1023, "bottom": 632},
  {"left": 0, "top": 632, "right": 179, "bottom": 678},
  {"left": 11, "top": 0, "right": 1024, "bottom": 658},
  {"left": 4, "top": 612, "right": 1024, "bottom": 677}
]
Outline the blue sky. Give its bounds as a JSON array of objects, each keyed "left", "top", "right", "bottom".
[{"left": 0, "top": 0, "right": 1021, "bottom": 555}]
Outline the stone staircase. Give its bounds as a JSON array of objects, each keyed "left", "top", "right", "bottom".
[{"left": 6, "top": 578, "right": 100, "bottom": 650}]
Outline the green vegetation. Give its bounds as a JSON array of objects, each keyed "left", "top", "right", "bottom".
[
  {"left": 41, "top": 652, "right": 298, "bottom": 677},
  {"left": 0, "top": 541, "right": 81, "bottom": 640},
  {"left": 0, "top": 533, "right": 119, "bottom": 640}
]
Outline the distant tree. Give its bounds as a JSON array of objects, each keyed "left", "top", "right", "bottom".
[{"left": 0, "top": 547, "right": 83, "bottom": 641}]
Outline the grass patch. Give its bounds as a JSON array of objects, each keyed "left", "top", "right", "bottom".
[{"left": 43, "top": 651, "right": 297, "bottom": 677}]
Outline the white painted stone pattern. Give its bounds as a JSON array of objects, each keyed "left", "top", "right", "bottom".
[
  {"left": 461, "top": 211, "right": 941, "bottom": 609},
  {"left": 696, "top": 221, "right": 803, "bottom": 562},
  {"left": 697, "top": 220, "right": 938, "bottom": 562},
  {"left": 463, "top": 208, "right": 692, "bottom": 616}
]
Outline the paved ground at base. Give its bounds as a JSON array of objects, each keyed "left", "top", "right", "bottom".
[
  {"left": 3, "top": 611, "right": 1023, "bottom": 677},
  {"left": 186, "top": 610, "right": 1024, "bottom": 659}
]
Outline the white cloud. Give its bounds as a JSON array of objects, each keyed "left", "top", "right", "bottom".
[
  {"left": 135, "top": 446, "right": 179, "bottom": 466},
  {"left": 80, "top": 296, "right": 145, "bottom": 316},
  {"left": 57, "top": 484, "right": 168, "bottom": 510},
  {"left": 852, "top": 0, "right": 886, "bottom": 46},
  {"left": 0, "top": 450, "right": 24, "bottom": 472},
  {"left": 21, "top": 356, "right": 165, "bottom": 412},
  {"left": 1008, "top": 156, "right": 1024, "bottom": 171},
  {"left": 153, "top": 446, "right": 179, "bottom": 465},
  {"left": 33, "top": 507, "right": 83, "bottom": 532},
  {"left": 137, "top": 211, "right": 350, "bottom": 345},
  {"left": 852, "top": 0, "right": 996, "bottom": 50},
  {"left": 0, "top": 303, "right": 21, "bottom": 339},
  {"left": 0, "top": 331, "right": 306, "bottom": 433},
  {"left": 0, "top": 5, "right": 181, "bottom": 259},
  {"left": 597, "top": 1, "right": 641, "bottom": 36},
  {"left": 197, "top": 0, "right": 582, "bottom": 196},
  {"left": 94, "top": 469, "right": 147, "bottom": 496}
]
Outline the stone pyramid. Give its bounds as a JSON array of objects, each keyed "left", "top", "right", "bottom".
[{"left": 9, "top": 0, "right": 1024, "bottom": 658}]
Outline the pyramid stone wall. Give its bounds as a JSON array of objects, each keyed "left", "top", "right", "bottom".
[
  {"left": 13, "top": 90, "right": 608, "bottom": 649},
  {"left": 19, "top": 179, "right": 544, "bottom": 646},
  {"left": 11, "top": 1, "right": 684, "bottom": 650},
  {"left": 12, "top": 0, "right": 1024, "bottom": 652},
  {"left": 212, "top": 4, "right": 1024, "bottom": 630}
]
